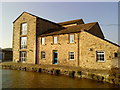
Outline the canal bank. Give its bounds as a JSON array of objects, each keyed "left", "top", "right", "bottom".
[
  {"left": 2, "top": 69, "right": 120, "bottom": 88},
  {"left": 1, "top": 62, "right": 120, "bottom": 86}
]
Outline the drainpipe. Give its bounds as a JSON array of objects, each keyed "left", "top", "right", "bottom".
[{"left": 77, "top": 33, "right": 80, "bottom": 66}]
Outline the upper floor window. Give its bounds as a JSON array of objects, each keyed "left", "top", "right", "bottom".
[
  {"left": 69, "top": 52, "right": 75, "bottom": 60},
  {"left": 21, "top": 23, "right": 27, "bottom": 35},
  {"left": 41, "top": 37, "right": 45, "bottom": 45},
  {"left": 41, "top": 51, "right": 45, "bottom": 59},
  {"left": 53, "top": 36, "right": 58, "bottom": 44},
  {"left": 69, "top": 34, "right": 74, "bottom": 43},
  {"left": 96, "top": 51, "right": 105, "bottom": 62},
  {"left": 20, "top": 37, "right": 27, "bottom": 49}
]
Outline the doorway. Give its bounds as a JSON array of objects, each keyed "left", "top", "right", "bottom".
[{"left": 53, "top": 50, "right": 58, "bottom": 64}]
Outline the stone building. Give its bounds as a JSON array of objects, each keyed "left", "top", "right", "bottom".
[
  {"left": 13, "top": 12, "right": 120, "bottom": 70},
  {"left": 0, "top": 48, "right": 13, "bottom": 62}
]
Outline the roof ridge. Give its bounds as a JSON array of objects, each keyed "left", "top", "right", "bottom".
[
  {"left": 13, "top": 12, "right": 61, "bottom": 26},
  {"left": 65, "top": 22, "right": 97, "bottom": 28},
  {"left": 58, "top": 19, "right": 83, "bottom": 24}
]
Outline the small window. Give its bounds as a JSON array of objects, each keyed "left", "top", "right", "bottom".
[
  {"left": 53, "top": 36, "right": 58, "bottom": 44},
  {"left": 114, "top": 53, "right": 118, "bottom": 57},
  {"left": 21, "top": 23, "right": 27, "bottom": 35},
  {"left": 41, "top": 51, "right": 45, "bottom": 59},
  {"left": 96, "top": 51, "right": 105, "bottom": 62},
  {"left": 69, "top": 34, "right": 74, "bottom": 43},
  {"left": 41, "top": 37, "right": 45, "bottom": 45},
  {"left": 69, "top": 52, "right": 75, "bottom": 60}
]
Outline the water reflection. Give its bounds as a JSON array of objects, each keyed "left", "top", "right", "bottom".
[{"left": 2, "top": 69, "right": 120, "bottom": 88}]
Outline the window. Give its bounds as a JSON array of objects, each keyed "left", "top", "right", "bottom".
[
  {"left": 69, "top": 52, "right": 75, "bottom": 60},
  {"left": 21, "top": 23, "right": 27, "bottom": 35},
  {"left": 20, "top": 51, "right": 27, "bottom": 62},
  {"left": 41, "top": 37, "right": 45, "bottom": 45},
  {"left": 69, "top": 34, "right": 74, "bottom": 43},
  {"left": 96, "top": 51, "right": 105, "bottom": 62},
  {"left": 114, "top": 53, "right": 118, "bottom": 57},
  {"left": 20, "top": 37, "right": 27, "bottom": 49},
  {"left": 41, "top": 51, "right": 45, "bottom": 59},
  {"left": 53, "top": 36, "right": 58, "bottom": 44}
]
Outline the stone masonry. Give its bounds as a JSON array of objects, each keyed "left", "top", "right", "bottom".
[{"left": 13, "top": 12, "right": 120, "bottom": 70}]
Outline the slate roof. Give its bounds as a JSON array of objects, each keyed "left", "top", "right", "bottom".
[
  {"left": 57, "top": 19, "right": 84, "bottom": 25},
  {"left": 40, "top": 22, "right": 97, "bottom": 36}
]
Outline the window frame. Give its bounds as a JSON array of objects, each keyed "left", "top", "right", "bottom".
[
  {"left": 69, "top": 52, "right": 75, "bottom": 60},
  {"left": 96, "top": 51, "right": 105, "bottom": 62},
  {"left": 69, "top": 34, "right": 75, "bottom": 43},
  {"left": 41, "top": 51, "right": 46, "bottom": 59},
  {"left": 53, "top": 36, "right": 58, "bottom": 44},
  {"left": 20, "top": 51, "right": 27, "bottom": 62},
  {"left": 20, "top": 37, "right": 27, "bottom": 49},
  {"left": 41, "top": 37, "right": 45, "bottom": 45},
  {"left": 21, "top": 23, "right": 27, "bottom": 35}
]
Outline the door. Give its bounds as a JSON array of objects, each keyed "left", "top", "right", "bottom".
[{"left": 53, "top": 50, "right": 58, "bottom": 64}]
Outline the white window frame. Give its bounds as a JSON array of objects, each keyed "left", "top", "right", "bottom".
[
  {"left": 41, "top": 37, "right": 45, "bottom": 45},
  {"left": 69, "top": 52, "right": 75, "bottom": 60},
  {"left": 41, "top": 51, "right": 45, "bottom": 59},
  {"left": 20, "top": 51, "right": 27, "bottom": 62},
  {"left": 96, "top": 51, "right": 105, "bottom": 62},
  {"left": 20, "top": 37, "right": 27, "bottom": 49},
  {"left": 69, "top": 34, "right": 75, "bottom": 43},
  {"left": 21, "top": 23, "right": 27, "bottom": 35},
  {"left": 53, "top": 36, "right": 58, "bottom": 44}
]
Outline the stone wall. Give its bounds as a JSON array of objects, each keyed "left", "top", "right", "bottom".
[
  {"left": 13, "top": 12, "right": 37, "bottom": 64},
  {"left": 36, "top": 18, "right": 62, "bottom": 64},
  {"left": 80, "top": 31, "right": 120, "bottom": 70},
  {"left": 38, "top": 33, "right": 79, "bottom": 66},
  {"left": 38, "top": 31, "right": 120, "bottom": 70}
]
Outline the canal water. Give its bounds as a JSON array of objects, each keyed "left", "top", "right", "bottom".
[{"left": 2, "top": 69, "right": 120, "bottom": 88}]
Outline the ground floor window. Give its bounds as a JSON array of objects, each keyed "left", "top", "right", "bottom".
[
  {"left": 96, "top": 51, "right": 105, "bottom": 62},
  {"left": 69, "top": 52, "right": 75, "bottom": 60},
  {"left": 41, "top": 51, "right": 45, "bottom": 59},
  {"left": 20, "top": 51, "right": 27, "bottom": 62}
]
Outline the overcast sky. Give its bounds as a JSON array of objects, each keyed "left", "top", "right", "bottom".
[{"left": 1, "top": 1, "right": 119, "bottom": 48}]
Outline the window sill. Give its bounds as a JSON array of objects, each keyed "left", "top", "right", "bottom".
[
  {"left": 41, "top": 44, "right": 46, "bottom": 45},
  {"left": 97, "top": 61, "right": 105, "bottom": 63},
  {"left": 69, "top": 59, "right": 75, "bottom": 60},
  {"left": 19, "top": 49, "right": 28, "bottom": 51},
  {"left": 20, "top": 35, "right": 27, "bottom": 37},
  {"left": 67, "top": 42, "right": 76, "bottom": 44},
  {"left": 51, "top": 43, "right": 60, "bottom": 45}
]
